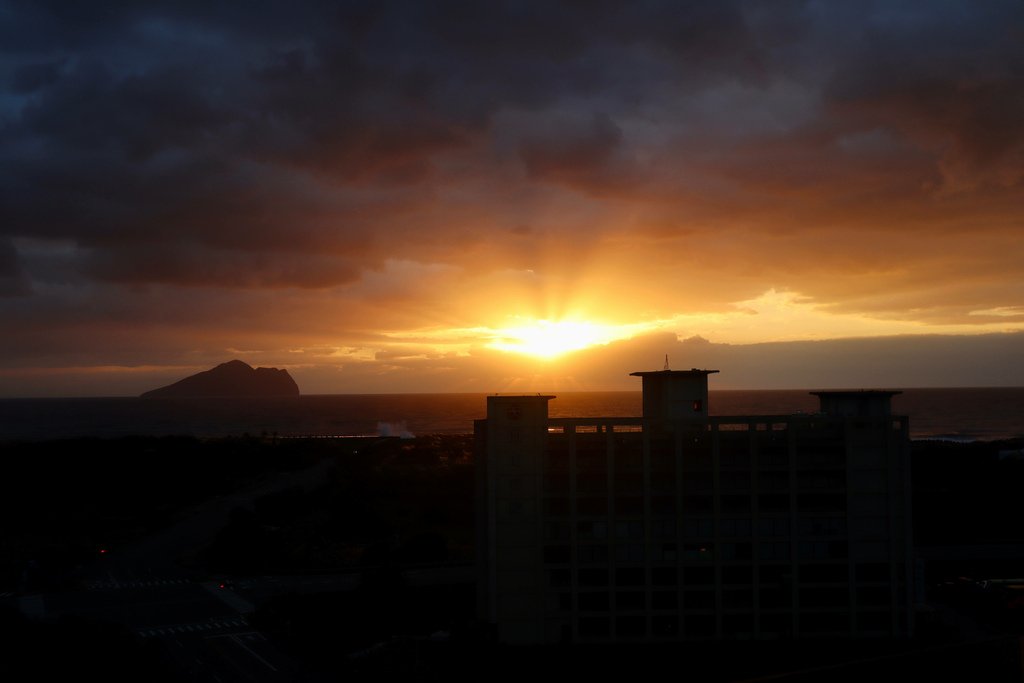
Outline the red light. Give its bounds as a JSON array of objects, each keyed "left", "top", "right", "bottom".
[
  {"left": 219, "top": 583, "right": 225, "bottom": 589},
  {"left": 99, "top": 548, "right": 107, "bottom": 554}
]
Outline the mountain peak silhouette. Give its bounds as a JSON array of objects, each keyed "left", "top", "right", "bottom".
[{"left": 140, "top": 360, "right": 300, "bottom": 398}]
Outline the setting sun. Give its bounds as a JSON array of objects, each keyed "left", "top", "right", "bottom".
[{"left": 487, "top": 319, "right": 631, "bottom": 359}]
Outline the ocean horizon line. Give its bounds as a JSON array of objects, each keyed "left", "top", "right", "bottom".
[{"left": 4, "top": 384, "right": 1024, "bottom": 401}]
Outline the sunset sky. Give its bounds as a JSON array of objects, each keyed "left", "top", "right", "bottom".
[{"left": 1, "top": 1, "right": 1022, "bottom": 396}]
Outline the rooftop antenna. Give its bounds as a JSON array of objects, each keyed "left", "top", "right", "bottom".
[{"left": 663, "top": 354, "right": 670, "bottom": 371}]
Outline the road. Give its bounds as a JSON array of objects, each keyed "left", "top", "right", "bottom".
[
  {"left": 15, "top": 456, "right": 338, "bottom": 682},
  {"left": 103, "top": 456, "right": 336, "bottom": 580},
  {"left": 10, "top": 453, "right": 473, "bottom": 681}
]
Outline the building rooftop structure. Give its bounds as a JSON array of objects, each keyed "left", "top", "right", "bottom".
[{"left": 476, "top": 368, "right": 912, "bottom": 644}]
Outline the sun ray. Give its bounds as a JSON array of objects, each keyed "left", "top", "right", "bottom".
[{"left": 487, "top": 319, "right": 634, "bottom": 359}]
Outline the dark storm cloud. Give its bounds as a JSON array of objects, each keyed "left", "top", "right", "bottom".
[
  {"left": 820, "top": 2, "right": 1024, "bottom": 189},
  {"left": 0, "top": 2, "right": 925, "bottom": 250},
  {"left": 86, "top": 244, "right": 362, "bottom": 289},
  {"left": 0, "top": 237, "right": 31, "bottom": 296},
  {"left": 520, "top": 112, "right": 625, "bottom": 188}
]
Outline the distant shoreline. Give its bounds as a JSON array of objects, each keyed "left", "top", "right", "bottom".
[{"left": 2, "top": 389, "right": 1023, "bottom": 442}]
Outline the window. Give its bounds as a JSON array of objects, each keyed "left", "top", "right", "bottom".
[
  {"left": 856, "top": 585, "right": 891, "bottom": 607},
  {"left": 652, "top": 615, "right": 679, "bottom": 636},
  {"left": 798, "top": 470, "right": 845, "bottom": 490},
  {"left": 856, "top": 563, "right": 890, "bottom": 582},
  {"left": 857, "top": 610, "right": 891, "bottom": 632},
  {"left": 616, "top": 591, "right": 645, "bottom": 611},
  {"left": 578, "top": 497, "right": 607, "bottom": 516},
  {"left": 759, "top": 439, "right": 789, "bottom": 467},
  {"left": 722, "top": 565, "right": 752, "bottom": 584},
  {"left": 615, "top": 496, "right": 644, "bottom": 515},
  {"left": 721, "top": 443, "right": 751, "bottom": 468},
  {"left": 652, "top": 591, "right": 678, "bottom": 610},
  {"left": 651, "top": 473, "right": 675, "bottom": 494},
  {"left": 615, "top": 567, "right": 645, "bottom": 586},
  {"left": 684, "top": 518, "right": 714, "bottom": 538},
  {"left": 615, "top": 543, "right": 645, "bottom": 563},
  {"left": 797, "top": 493, "right": 845, "bottom": 514},
  {"left": 852, "top": 517, "right": 887, "bottom": 537},
  {"left": 578, "top": 471, "right": 607, "bottom": 495},
  {"left": 651, "top": 519, "right": 676, "bottom": 539},
  {"left": 685, "top": 614, "right": 715, "bottom": 637},
  {"left": 545, "top": 521, "right": 570, "bottom": 541},
  {"left": 760, "top": 613, "right": 791, "bottom": 634},
  {"left": 683, "top": 495, "right": 713, "bottom": 514},
  {"left": 578, "top": 521, "right": 608, "bottom": 540},
  {"left": 683, "top": 566, "right": 714, "bottom": 585},
  {"left": 800, "top": 611, "right": 847, "bottom": 633},
  {"left": 577, "top": 448, "right": 606, "bottom": 471},
  {"left": 721, "top": 494, "right": 752, "bottom": 514},
  {"left": 759, "top": 494, "right": 790, "bottom": 513},
  {"left": 652, "top": 543, "right": 677, "bottom": 562},
  {"left": 579, "top": 544, "right": 609, "bottom": 564},
  {"left": 684, "top": 472, "right": 714, "bottom": 492},
  {"left": 722, "top": 613, "right": 753, "bottom": 636},
  {"left": 759, "top": 541, "right": 790, "bottom": 561},
  {"left": 759, "top": 587, "right": 791, "bottom": 609},
  {"left": 578, "top": 592, "right": 609, "bottom": 611},
  {"left": 801, "top": 586, "right": 848, "bottom": 608},
  {"left": 578, "top": 617, "right": 609, "bottom": 638},
  {"left": 758, "top": 471, "right": 789, "bottom": 491},
  {"left": 685, "top": 590, "right": 715, "bottom": 610},
  {"left": 757, "top": 518, "right": 790, "bottom": 537},
  {"left": 578, "top": 568, "right": 609, "bottom": 587},
  {"left": 543, "top": 470, "right": 569, "bottom": 494},
  {"left": 720, "top": 543, "right": 751, "bottom": 561},
  {"left": 544, "top": 498, "right": 569, "bottom": 516},
  {"left": 723, "top": 588, "right": 753, "bottom": 609},
  {"left": 616, "top": 615, "right": 646, "bottom": 637},
  {"left": 543, "top": 545, "right": 570, "bottom": 564},
  {"left": 853, "top": 541, "right": 889, "bottom": 560},
  {"left": 799, "top": 517, "right": 846, "bottom": 536},
  {"left": 547, "top": 569, "right": 570, "bottom": 588},
  {"left": 615, "top": 520, "right": 645, "bottom": 539},
  {"left": 684, "top": 543, "right": 715, "bottom": 561},
  {"left": 651, "top": 451, "right": 676, "bottom": 472},
  {"left": 798, "top": 540, "right": 846, "bottom": 560},
  {"left": 652, "top": 495, "right": 675, "bottom": 514},
  {"left": 801, "top": 563, "right": 847, "bottom": 583},
  {"left": 615, "top": 471, "right": 643, "bottom": 494},
  {"left": 721, "top": 471, "right": 751, "bottom": 491},
  {"left": 759, "top": 564, "right": 791, "bottom": 584},
  {"left": 652, "top": 567, "right": 677, "bottom": 586},
  {"left": 850, "top": 470, "right": 886, "bottom": 493}
]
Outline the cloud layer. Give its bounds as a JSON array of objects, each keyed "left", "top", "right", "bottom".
[{"left": 1, "top": 1, "right": 1022, "bottom": 393}]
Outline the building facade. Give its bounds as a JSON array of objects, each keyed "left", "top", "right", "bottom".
[{"left": 476, "top": 370, "right": 913, "bottom": 643}]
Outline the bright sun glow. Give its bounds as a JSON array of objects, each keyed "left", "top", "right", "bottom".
[{"left": 487, "top": 319, "right": 629, "bottom": 359}]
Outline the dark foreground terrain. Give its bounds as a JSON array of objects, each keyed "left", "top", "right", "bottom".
[{"left": 1, "top": 434, "right": 1023, "bottom": 680}]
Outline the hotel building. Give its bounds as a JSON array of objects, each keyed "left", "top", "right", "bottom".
[{"left": 475, "top": 369, "right": 913, "bottom": 643}]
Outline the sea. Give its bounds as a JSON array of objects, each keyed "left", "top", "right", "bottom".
[{"left": 1, "top": 388, "right": 1023, "bottom": 442}]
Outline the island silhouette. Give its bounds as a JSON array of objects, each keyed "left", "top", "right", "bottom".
[{"left": 140, "top": 359, "right": 299, "bottom": 398}]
